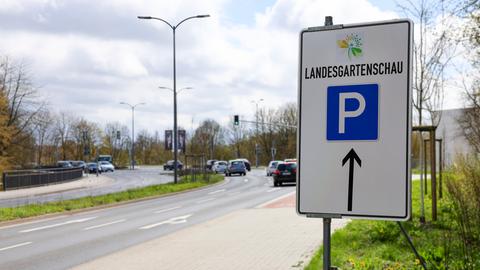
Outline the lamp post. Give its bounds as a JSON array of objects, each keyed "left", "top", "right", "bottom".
[
  {"left": 120, "top": 102, "right": 145, "bottom": 170},
  {"left": 251, "top": 99, "right": 264, "bottom": 168},
  {"left": 138, "top": 14, "right": 209, "bottom": 184}
]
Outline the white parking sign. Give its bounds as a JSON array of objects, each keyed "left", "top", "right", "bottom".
[{"left": 297, "top": 20, "right": 412, "bottom": 220}]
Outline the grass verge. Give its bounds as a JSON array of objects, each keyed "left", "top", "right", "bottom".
[
  {"left": 305, "top": 176, "right": 476, "bottom": 269},
  {"left": 0, "top": 174, "right": 224, "bottom": 223}
]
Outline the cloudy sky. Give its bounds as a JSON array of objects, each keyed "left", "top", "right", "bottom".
[{"left": 0, "top": 0, "right": 465, "bottom": 134}]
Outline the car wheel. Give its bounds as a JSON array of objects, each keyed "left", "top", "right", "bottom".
[{"left": 273, "top": 180, "right": 278, "bottom": 187}]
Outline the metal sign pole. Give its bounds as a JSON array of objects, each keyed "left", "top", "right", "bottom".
[
  {"left": 323, "top": 16, "right": 334, "bottom": 270},
  {"left": 323, "top": 217, "right": 331, "bottom": 270}
]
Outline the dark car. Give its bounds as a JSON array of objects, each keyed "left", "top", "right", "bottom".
[
  {"left": 272, "top": 162, "right": 297, "bottom": 186},
  {"left": 163, "top": 160, "right": 183, "bottom": 170},
  {"left": 205, "top": 159, "right": 218, "bottom": 170},
  {"left": 57, "top": 161, "right": 73, "bottom": 168},
  {"left": 87, "top": 162, "right": 102, "bottom": 174},
  {"left": 225, "top": 160, "right": 247, "bottom": 176}
]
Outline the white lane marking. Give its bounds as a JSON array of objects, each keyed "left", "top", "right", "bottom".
[
  {"left": 154, "top": 206, "right": 182, "bottom": 214},
  {"left": 139, "top": 214, "right": 192, "bottom": 230},
  {"left": 244, "top": 179, "right": 249, "bottom": 182},
  {"left": 267, "top": 188, "right": 281, "bottom": 193},
  {"left": 196, "top": 198, "right": 216, "bottom": 204},
  {"left": 83, "top": 219, "right": 126, "bottom": 231},
  {"left": 0, "top": 242, "right": 32, "bottom": 252},
  {"left": 0, "top": 215, "right": 68, "bottom": 231},
  {"left": 19, "top": 217, "right": 97, "bottom": 233},
  {"left": 208, "top": 189, "right": 226, "bottom": 195}
]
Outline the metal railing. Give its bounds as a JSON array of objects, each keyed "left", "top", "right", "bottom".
[{"left": 2, "top": 167, "right": 84, "bottom": 191}]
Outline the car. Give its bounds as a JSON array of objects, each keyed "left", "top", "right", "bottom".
[
  {"left": 205, "top": 159, "right": 218, "bottom": 170},
  {"left": 99, "top": 161, "right": 115, "bottom": 172},
  {"left": 57, "top": 161, "right": 73, "bottom": 168},
  {"left": 236, "top": 158, "right": 251, "bottom": 171},
  {"left": 163, "top": 160, "right": 183, "bottom": 170},
  {"left": 71, "top": 160, "right": 86, "bottom": 169},
  {"left": 266, "top": 160, "right": 283, "bottom": 176},
  {"left": 87, "top": 162, "right": 102, "bottom": 174},
  {"left": 225, "top": 160, "right": 247, "bottom": 176},
  {"left": 212, "top": 161, "right": 228, "bottom": 174},
  {"left": 272, "top": 162, "right": 297, "bottom": 186}
]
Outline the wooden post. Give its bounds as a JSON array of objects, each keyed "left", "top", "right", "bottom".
[
  {"left": 430, "top": 130, "right": 437, "bottom": 221},
  {"left": 423, "top": 139, "right": 428, "bottom": 195},
  {"left": 438, "top": 139, "right": 443, "bottom": 199}
]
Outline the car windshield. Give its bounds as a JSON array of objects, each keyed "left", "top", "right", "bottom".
[
  {"left": 277, "top": 163, "right": 296, "bottom": 170},
  {"left": 231, "top": 161, "right": 243, "bottom": 166}
]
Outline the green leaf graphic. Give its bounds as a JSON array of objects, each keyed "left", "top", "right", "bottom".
[{"left": 351, "top": 47, "right": 362, "bottom": 57}]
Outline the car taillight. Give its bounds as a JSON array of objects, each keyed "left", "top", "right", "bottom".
[
  {"left": 292, "top": 169, "right": 297, "bottom": 174},
  {"left": 274, "top": 169, "right": 280, "bottom": 175}
]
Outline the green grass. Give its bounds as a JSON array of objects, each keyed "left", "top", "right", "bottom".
[
  {"left": 0, "top": 174, "right": 224, "bottom": 222},
  {"left": 305, "top": 176, "right": 474, "bottom": 270}
]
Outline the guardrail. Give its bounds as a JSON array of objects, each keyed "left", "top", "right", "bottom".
[{"left": 2, "top": 167, "right": 84, "bottom": 191}]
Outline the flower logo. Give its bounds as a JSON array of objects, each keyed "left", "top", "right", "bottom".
[{"left": 337, "top": 33, "right": 363, "bottom": 60}]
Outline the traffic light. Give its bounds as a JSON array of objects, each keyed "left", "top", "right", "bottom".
[{"left": 234, "top": 115, "right": 239, "bottom": 126}]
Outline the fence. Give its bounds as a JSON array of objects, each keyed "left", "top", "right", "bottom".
[{"left": 2, "top": 167, "right": 84, "bottom": 191}]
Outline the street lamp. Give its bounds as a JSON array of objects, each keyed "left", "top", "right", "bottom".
[
  {"left": 138, "top": 14, "right": 209, "bottom": 184},
  {"left": 120, "top": 102, "right": 145, "bottom": 170},
  {"left": 251, "top": 99, "right": 264, "bottom": 168}
]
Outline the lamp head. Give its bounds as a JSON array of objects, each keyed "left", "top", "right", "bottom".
[{"left": 137, "top": 16, "right": 152, "bottom": 19}]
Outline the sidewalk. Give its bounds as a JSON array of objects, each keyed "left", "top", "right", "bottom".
[
  {"left": 0, "top": 174, "right": 114, "bottom": 201},
  {"left": 73, "top": 193, "right": 349, "bottom": 270}
]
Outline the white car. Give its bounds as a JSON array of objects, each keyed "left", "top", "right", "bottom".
[
  {"left": 212, "top": 161, "right": 228, "bottom": 173},
  {"left": 266, "top": 160, "right": 282, "bottom": 176},
  {"left": 99, "top": 161, "right": 115, "bottom": 172}
]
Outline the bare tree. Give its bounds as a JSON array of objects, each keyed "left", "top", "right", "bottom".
[{"left": 398, "top": 0, "right": 458, "bottom": 126}]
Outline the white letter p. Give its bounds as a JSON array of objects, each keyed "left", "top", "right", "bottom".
[{"left": 338, "top": 92, "right": 366, "bottom": 134}]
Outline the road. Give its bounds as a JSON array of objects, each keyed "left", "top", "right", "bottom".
[
  {"left": 0, "top": 166, "right": 174, "bottom": 207},
  {"left": 0, "top": 169, "right": 295, "bottom": 270}
]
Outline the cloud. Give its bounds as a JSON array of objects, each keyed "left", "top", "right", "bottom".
[{"left": 0, "top": 0, "right": 404, "bottom": 135}]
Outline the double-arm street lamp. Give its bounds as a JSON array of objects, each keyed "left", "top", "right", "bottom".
[
  {"left": 138, "top": 14, "right": 209, "bottom": 184},
  {"left": 120, "top": 102, "right": 145, "bottom": 170}
]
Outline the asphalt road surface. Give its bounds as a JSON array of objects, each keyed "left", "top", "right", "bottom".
[
  {"left": 0, "top": 166, "right": 174, "bottom": 207},
  {"left": 0, "top": 169, "right": 295, "bottom": 270}
]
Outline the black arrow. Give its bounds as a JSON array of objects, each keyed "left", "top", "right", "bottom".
[{"left": 342, "top": 148, "right": 362, "bottom": 211}]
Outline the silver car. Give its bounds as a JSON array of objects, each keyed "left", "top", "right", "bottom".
[
  {"left": 212, "top": 161, "right": 228, "bottom": 173},
  {"left": 266, "top": 160, "right": 282, "bottom": 176}
]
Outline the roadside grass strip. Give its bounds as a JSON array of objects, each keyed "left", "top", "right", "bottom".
[
  {"left": 305, "top": 172, "right": 480, "bottom": 269},
  {"left": 0, "top": 175, "right": 224, "bottom": 223}
]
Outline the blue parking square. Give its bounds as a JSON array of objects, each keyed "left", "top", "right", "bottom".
[{"left": 326, "top": 84, "right": 379, "bottom": 141}]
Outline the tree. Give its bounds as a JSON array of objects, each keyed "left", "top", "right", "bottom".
[
  {"left": 399, "top": 0, "right": 457, "bottom": 126},
  {"left": 0, "top": 88, "right": 14, "bottom": 172},
  {"left": 458, "top": 2, "right": 480, "bottom": 152}
]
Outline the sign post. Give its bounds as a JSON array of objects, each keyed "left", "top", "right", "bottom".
[{"left": 297, "top": 17, "right": 412, "bottom": 269}]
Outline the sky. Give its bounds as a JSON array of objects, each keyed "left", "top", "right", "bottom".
[{"left": 0, "top": 0, "right": 466, "bottom": 135}]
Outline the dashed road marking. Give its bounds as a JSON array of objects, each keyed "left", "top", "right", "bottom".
[
  {"left": 208, "top": 189, "right": 226, "bottom": 195},
  {"left": 154, "top": 206, "right": 182, "bottom": 214},
  {"left": 267, "top": 188, "right": 282, "bottom": 193},
  {"left": 0, "top": 242, "right": 32, "bottom": 252},
  {"left": 139, "top": 214, "right": 192, "bottom": 230},
  {"left": 20, "top": 217, "right": 97, "bottom": 233},
  {"left": 196, "top": 198, "right": 216, "bottom": 204},
  {"left": 83, "top": 219, "right": 126, "bottom": 231}
]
